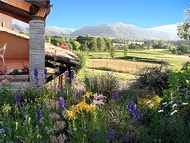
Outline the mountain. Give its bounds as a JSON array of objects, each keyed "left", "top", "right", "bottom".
[
  {"left": 12, "top": 22, "right": 180, "bottom": 40},
  {"left": 70, "top": 22, "right": 180, "bottom": 40},
  {"left": 45, "top": 26, "right": 75, "bottom": 36},
  {"left": 12, "top": 24, "right": 75, "bottom": 36}
]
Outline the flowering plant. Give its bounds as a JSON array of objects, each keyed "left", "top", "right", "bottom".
[
  {"left": 9, "top": 66, "right": 29, "bottom": 75},
  {"left": 0, "top": 68, "right": 7, "bottom": 75}
]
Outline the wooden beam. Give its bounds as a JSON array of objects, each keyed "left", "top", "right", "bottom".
[
  {"left": 45, "top": 55, "right": 80, "bottom": 67},
  {"left": 0, "top": 1, "right": 47, "bottom": 23},
  {"left": 25, "top": 0, "right": 50, "bottom": 8},
  {"left": 45, "top": 64, "right": 67, "bottom": 83}
]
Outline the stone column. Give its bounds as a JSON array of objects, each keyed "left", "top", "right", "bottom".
[{"left": 29, "top": 20, "right": 45, "bottom": 87}]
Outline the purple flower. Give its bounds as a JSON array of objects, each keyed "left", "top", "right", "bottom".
[
  {"left": 124, "top": 133, "right": 130, "bottom": 142},
  {"left": 135, "top": 108, "right": 141, "bottom": 118},
  {"left": 36, "top": 108, "right": 41, "bottom": 120},
  {"left": 57, "top": 84, "right": 60, "bottom": 90},
  {"left": 44, "top": 68, "right": 48, "bottom": 83},
  {"left": 34, "top": 68, "right": 39, "bottom": 87},
  {"left": 36, "top": 108, "right": 42, "bottom": 133},
  {"left": 76, "top": 91, "right": 79, "bottom": 98},
  {"left": 59, "top": 97, "right": 66, "bottom": 108},
  {"left": 82, "top": 127, "right": 86, "bottom": 133},
  {"left": 94, "top": 131, "right": 99, "bottom": 140},
  {"left": 113, "top": 91, "right": 119, "bottom": 101},
  {"left": 128, "top": 101, "right": 141, "bottom": 121},
  {"left": 16, "top": 93, "right": 21, "bottom": 105},
  {"left": 108, "top": 128, "right": 115, "bottom": 140},
  {"left": 0, "top": 129, "right": 5, "bottom": 134},
  {"left": 70, "top": 70, "right": 74, "bottom": 80},
  {"left": 128, "top": 101, "right": 136, "bottom": 115}
]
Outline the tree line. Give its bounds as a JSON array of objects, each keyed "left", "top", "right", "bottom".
[{"left": 46, "top": 35, "right": 189, "bottom": 56}]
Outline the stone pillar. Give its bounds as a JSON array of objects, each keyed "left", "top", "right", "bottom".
[{"left": 29, "top": 20, "right": 45, "bottom": 87}]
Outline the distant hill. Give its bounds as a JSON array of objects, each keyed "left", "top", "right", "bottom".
[
  {"left": 12, "top": 24, "right": 75, "bottom": 36},
  {"left": 69, "top": 23, "right": 180, "bottom": 40},
  {"left": 12, "top": 22, "right": 180, "bottom": 40}
]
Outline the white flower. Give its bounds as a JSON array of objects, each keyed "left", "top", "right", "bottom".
[
  {"left": 0, "top": 121, "right": 3, "bottom": 125},
  {"left": 158, "top": 110, "right": 164, "bottom": 113},
  {"left": 96, "top": 94, "right": 106, "bottom": 100},
  {"left": 10, "top": 69, "right": 14, "bottom": 73},
  {"left": 182, "top": 102, "right": 188, "bottom": 105},
  {"left": 162, "top": 102, "right": 167, "bottom": 105},
  {"left": 93, "top": 99, "right": 104, "bottom": 105},
  {"left": 172, "top": 104, "right": 177, "bottom": 109},
  {"left": 146, "top": 101, "right": 153, "bottom": 107},
  {"left": 170, "top": 110, "right": 177, "bottom": 116}
]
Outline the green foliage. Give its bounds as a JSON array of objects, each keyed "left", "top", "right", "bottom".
[
  {"left": 119, "top": 56, "right": 169, "bottom": 65},
  {"left": 123, "top": 44, "right": 129, "bottom": 56},
  {"left": 133, "top": 64, "right": 172, "bottom": 96},
  {"left": 75, "top": 51, "right": 88, "bottom": 71},
  {"left": 177, "top": 8, "right": 190, "bottom": 40},
  {"left": 110, "top": 45, "right": 117, "bottom": 58},
  {"left": 1, "top": 64, "right": 190, "bottom": 142},
  {"left": 163, "top": 62, "right": 190, "bottom": 103},
  {"left": 83, "top": 71, "right": 118, "bottom": 101},
  {"left": 171, "top": 48, "right": 178, "bottom": 54},
  {"left": 177, "top": 43, "right": 190, "bottom": 55},
  {"left": 0, "top": 83, "right": 15, "bottom": 107}
]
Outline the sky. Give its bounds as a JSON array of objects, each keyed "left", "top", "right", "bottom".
[{"left": 45, "top": 0, "right": 189, "bottom": 30}]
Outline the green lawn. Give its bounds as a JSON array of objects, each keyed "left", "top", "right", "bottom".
[{"left": 88, "top": 50, "right": 189, "bottom": 68}]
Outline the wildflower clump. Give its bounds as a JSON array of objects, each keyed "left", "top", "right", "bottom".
[
  {"left": 65, "top": 92, "right": 97, "bottom": 120},
  {"left": 137, "top": 95, "right": 162, "bottom": 109}
]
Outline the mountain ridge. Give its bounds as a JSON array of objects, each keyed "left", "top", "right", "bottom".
[{"left": 12, "top": 22, "right": 180, "bottom": 40}]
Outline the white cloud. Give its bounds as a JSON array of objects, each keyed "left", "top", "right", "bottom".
[{"left": 147, "top": 24, "right": 179, "bottom": 35}]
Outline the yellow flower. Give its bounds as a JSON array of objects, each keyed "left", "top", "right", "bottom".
[
  {"left": 1, "top": 104, "right": 11, "bottom": 114},
  {"left": 65, "top": 110, "right": 77, "bottom": 120},
  {"left": 16, "top": 122, "right": 18, "bottom": 130},
  {"left": 85, "top": 104, "right": 96, "bottom": 112},
  {"left": 76, "top": 101, "right": 87, "bottom": 111},
  {"left": 83, "top": 92, "right": 93, "bottom": 98},
  {"left": 138, "top": 95, "right": 162, "bottom": 109},
  {"left": 71, "top": 105, "right": 80, "bottom": 114},
  {"left": 152, "top": 95, "right": 162, "bottom": 104}
]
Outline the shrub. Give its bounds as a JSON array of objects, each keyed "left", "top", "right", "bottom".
[
  {"left": 162, "top": 62, "right": 190, "bottom": 116},
  {"left": 75, "top": 51, "right": 88, "bottom": 72},
  {"left": 83, "top": 70, "right": 118, "bottom": 102},
  {"left": 132, "top": 64, "right": 172, "bottom": 96}
]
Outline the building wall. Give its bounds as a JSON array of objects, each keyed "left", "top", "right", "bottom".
[
  {"left": 0, "top": 31, "right": 29, "bottom": 59},
  {"left": 0, "top": 13, "right": 13, "bottom": 30}
]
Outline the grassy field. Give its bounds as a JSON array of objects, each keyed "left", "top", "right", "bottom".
[{"left": 86, "top": 50, "right": 190, "bottom": 76}]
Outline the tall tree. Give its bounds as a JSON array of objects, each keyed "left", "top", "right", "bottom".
[
  {"left": 110, "top": 45, "right": 117, "bottom": 58},
  {"left": 88, "top": 37, "right": 97, "bottom": 51},
  {"left": 104, "top": 37, "right": 112, "bottom": 51},
  {"left": 123, "top": 44, "right": 129, "bottom": 57},
  {"left": 177, "top": 9, "right": 190, "bottom": 40},
  {"left": 97, "top": 37, "right": 106, "bottom": 51},
  {"left": 70, "top": 39, "right": 81, "bottom": 51}
]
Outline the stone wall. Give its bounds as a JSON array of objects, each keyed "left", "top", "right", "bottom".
[{"left": 29, "top": 20, "right": 45, "bottom": 87}]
